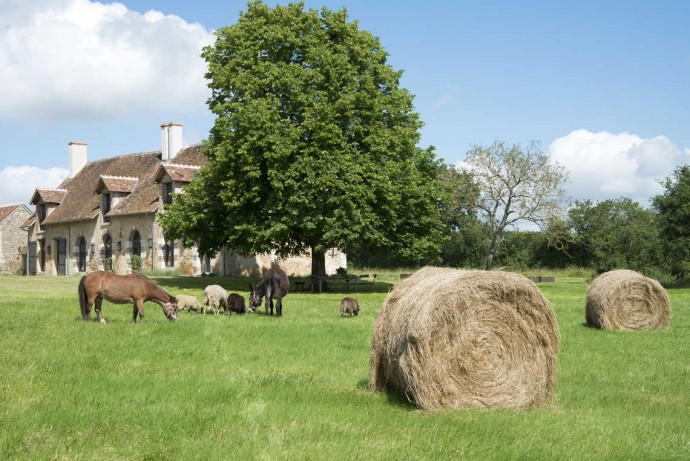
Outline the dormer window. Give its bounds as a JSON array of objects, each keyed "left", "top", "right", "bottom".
[
  {"left": 38, "top": 203, "right": 47, "bottom": 231},
  {"left": 94, "top": 176, "right": 137, "bottom": 224},
  {"left": 102, "top": 193, "right": 111, "bottom": 223},
  {"left": 154, "top": 164, "right": 200, "bottom": 205}
]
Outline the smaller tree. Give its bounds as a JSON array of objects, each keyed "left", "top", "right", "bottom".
[{"left": 462, "top": 140, "right": 568, "bottom": 268}]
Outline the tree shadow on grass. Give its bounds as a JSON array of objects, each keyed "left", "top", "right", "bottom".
[
  {"left": 357, "top": 377, "right": 414, "bottom": 409},
  {"left": 152, "top": 275, "right": 394, "bottom": 294}
]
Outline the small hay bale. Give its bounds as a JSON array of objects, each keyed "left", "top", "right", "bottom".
[
  {"left": 585, "top": 269, "right": 670, "bottom": 330},
  {"left": 370, "top": 267, "right": 560, "bottom": 411}
]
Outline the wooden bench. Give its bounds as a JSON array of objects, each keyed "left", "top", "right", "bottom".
[
  {"left": 527, "top": 275, "right": 556, "bottom": 283},
  {"left": 310, "top": 275, "right": 362, "bottom": 293}
]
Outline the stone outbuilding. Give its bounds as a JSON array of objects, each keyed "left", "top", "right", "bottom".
[{"left": 0, "top": 203, "right": 32, "bottom": 274}]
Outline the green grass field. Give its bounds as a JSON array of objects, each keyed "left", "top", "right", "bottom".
[{"left": 1, "top": 273, "right": 688, "bottom": 460}]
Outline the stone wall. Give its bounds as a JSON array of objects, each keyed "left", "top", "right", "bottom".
[{"left": 28, "top": 209, "right": 346, "bottom": 278}]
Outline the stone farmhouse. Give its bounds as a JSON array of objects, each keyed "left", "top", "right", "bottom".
[
  {"left": 0, "top": 203, "right": 32, "bottom": 274},
  {"left": 23, "top": 123, "right": 345, "bottom": 277}
]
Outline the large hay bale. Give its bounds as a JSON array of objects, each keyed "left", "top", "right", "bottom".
[
  {"left": 585, "top": 269, "right": 670, "bottom": 330},
  {"left": 370, "top": 267, "right": 560, "bottom": 410}
]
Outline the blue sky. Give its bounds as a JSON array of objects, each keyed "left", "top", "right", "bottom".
[{"left": 1, "top": 0, "right": 688, "bottom": 209}]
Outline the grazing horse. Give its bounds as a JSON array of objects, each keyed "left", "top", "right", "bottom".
[
  {"left": 78, "top": 271, "right": 178, "bottom": 323},
  {"left": 249, "top": 267, "right": 290, "bottom": 316}
]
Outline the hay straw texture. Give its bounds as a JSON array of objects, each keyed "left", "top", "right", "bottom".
[
  {"left": 370, "top": 267, "right": 560, "bottom": 410},
  {"left": 585, "top": 269, "right": 670, "bottom": 330}
]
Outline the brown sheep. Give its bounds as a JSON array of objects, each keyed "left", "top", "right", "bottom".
[{"left": 225, "top": 293, "right": 246, "bottom": 314}]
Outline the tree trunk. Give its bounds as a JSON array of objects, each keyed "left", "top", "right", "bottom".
[
  {"left": 485, "top": 234, "right": 499, "bottom": 269},
  {"left": 311, "top": 246, "right": 327, "bottom": 277}
]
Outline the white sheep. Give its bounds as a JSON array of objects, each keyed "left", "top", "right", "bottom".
[
  {"left": 175, "top": 294, "right": 202, "bottom": 313},
  {"left": 203, "top": 285, "right": 228, "bottom": 315}
]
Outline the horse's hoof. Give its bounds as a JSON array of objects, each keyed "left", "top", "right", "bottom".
[{"left": 100, "top": 319, "right": 106, "bottom": 323}]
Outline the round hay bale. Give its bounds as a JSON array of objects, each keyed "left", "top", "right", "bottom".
[
  {"left": 585, "top": 269, "right": 670, "bottom": 330},
  {"left": 370, "top": 267, "right": 560, "bottom": 410}
]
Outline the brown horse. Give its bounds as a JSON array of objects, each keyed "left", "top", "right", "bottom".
[
  {"left": 78, "top": 271, "right": 178, "bottom": 323},
  {"left": 249, "top": 267, "right": 289, "bottom": 316}
]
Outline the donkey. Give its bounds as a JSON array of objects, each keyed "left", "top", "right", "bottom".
[{"left": 249, "top": 267, "right": 290, "bottom": 316}]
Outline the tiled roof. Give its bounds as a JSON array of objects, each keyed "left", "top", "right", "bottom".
[
  {"left": 42, "top": 144, "right": 206, "bottom": 224},
  {"left": 95, "top": 176, "right": 138, "bottom": 194},
  {"left": 30, "top": 189, "right": 67, "bottom": 205},
  {"left": 0, "top": 203, "right": 29, "bottom": 223},
  {"left": 172, "top": 144, "right": 206, "bottom": 166}
]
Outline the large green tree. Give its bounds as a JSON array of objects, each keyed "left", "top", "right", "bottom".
[
  {"left": 652, "top": 165, "right": 690, "bottom": 281},
  {"left": 159, "top": 1, "right": 446, "bottom": 276}
]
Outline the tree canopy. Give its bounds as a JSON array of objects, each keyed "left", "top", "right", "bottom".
[
  {"left": 652, "top": 165, "right": 690, "bottom": 280},
  {"left": 159, "top": 1, "right": 446, "bottom": 275},
  {"left": 568, "top": 198, "right": 661, "bottom": 274}
]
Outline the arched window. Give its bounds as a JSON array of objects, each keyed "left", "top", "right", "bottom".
[
  {"left": 77, "top": 237, "right": 87, "bottom": 272},
  {"left": 103, "top": 234, "right": 112, "bottom": 271},
  {"left": 131, "top": 230, "right": 141, "bottom": 257}
]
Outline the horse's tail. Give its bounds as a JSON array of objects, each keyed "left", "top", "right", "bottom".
[{"left": 78, "top": 275, "right": 88, "bottom": 319}]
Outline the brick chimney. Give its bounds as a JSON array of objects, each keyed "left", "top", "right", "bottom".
[
  {"left": 68, "top": 141, "right": 87, "bottom": 177},
  {"left": 161, "top": 122, "right": 183, "bottom": 161}
]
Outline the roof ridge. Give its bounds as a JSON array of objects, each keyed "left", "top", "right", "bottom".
[
  {"left": 166, "top": 163, "right": 201, "bottom": 169},
  {"left": 85, "top": 150, "right": 161, "bottom": 166},
  {"left": 99, "top": 175, "right": 139, "bottom": 180},
  {"left": 35, "top": 187, "right": 68, "bottom": 192}
]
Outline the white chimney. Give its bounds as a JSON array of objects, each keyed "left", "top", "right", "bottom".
[
  {"left": 161, "top": 122, "right": 183, "bottom": 161},
  {"left": 68, "top": 141, "right": 87, "bottom": 177}
]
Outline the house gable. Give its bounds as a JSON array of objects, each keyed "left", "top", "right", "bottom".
[{"left": 0, "top": 203, "right": 31, "bottom": 225}]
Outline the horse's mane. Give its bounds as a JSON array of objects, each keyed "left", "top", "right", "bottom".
[
  {"left": 133, "top": 272, "right": 174, "bottom": 302},
  {"left": 162, "top": 289, "right": 175, "bottom": 302}
]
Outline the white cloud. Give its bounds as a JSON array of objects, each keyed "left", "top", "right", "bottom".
[
  {"left": 548, "top": 129, "right": 687, "bottom": 205},
  {"left": 0, "top": 165, "right": 68, "bottom": 206},
  {"left": 0, "top": 0, "right": 214, "bottom": 122}
]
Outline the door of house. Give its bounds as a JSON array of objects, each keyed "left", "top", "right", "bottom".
[
  {"left": 28, "top": 241, "right": 37, "bottom": 275},
  {"left": 56, "top": 238, "right": 67, "bottom": 276}
]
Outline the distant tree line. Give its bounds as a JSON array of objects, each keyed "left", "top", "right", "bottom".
[{"left": 352, "top": 165, "right": 690, "bottom": 284}]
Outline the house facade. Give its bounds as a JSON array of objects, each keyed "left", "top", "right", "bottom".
[
  {"left": 0, "top": 203, "right": 32, "bottom": 274},
  {"left": 24, "top": 123, "right": 345, "bottom": 277}
]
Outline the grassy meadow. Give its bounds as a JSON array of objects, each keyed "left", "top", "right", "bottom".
[{"left": 1, "top": 272, "right": 688, "bottom": 460}]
